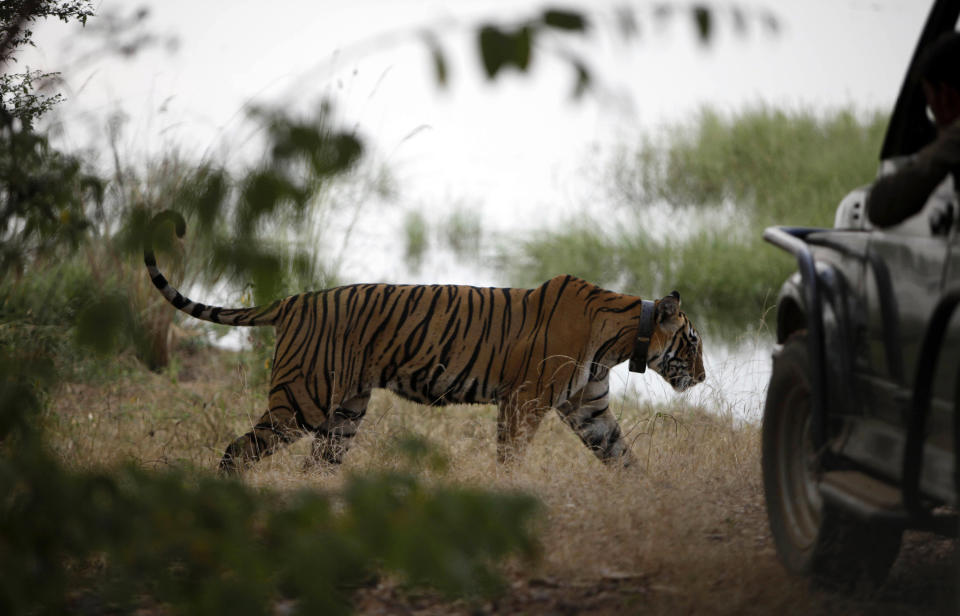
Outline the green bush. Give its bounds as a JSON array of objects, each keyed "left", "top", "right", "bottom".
[
  {"left": 0, "top": 455, "right": 540, "bottom": 614},
  {"left": 0, "top": 260, "right": 109, "bottom": 378},
  {"left": 0, "top": 260, "right": 98, "bottom": 325},
  {"left": 0, "top": 346, "right": 541, "bottom": 614}
]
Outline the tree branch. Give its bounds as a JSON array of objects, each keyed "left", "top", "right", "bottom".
[{"left": 0, "top": 0, "right": 42, "bottom": 67}]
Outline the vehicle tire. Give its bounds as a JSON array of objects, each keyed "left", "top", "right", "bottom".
[{"left": 762, "top": 331, "right": 902, "bottom": 588}]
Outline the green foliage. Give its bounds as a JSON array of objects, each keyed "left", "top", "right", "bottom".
[
  {"left": 0, "top": 258, "right": 98, "bottom": 378},
  {"left": 692, "top": 6, "right": 712, "bottom": 43},
  {"left": 502, "top": 223, "right": 620, "bottom": 286},
  {"left": 0, "top": 252, "right": 173, "bottom": 378},
  {"left": 616, "top": 106, "right": 887, "bottom": 227},
  {"left": 478, "top": 24, "right": 534, "bottom": 79},
  {"left": 341, "top": 472, "right": 539, "bottom": 598},
  {"left": 442, "top": 207, "right": 483, "bottom": 261},
  {"left": 450, "top": 5, "right": 778, "bottom": 98},
  {"left": 403, "top": 209, "right": 429, "bottom": 273},
  {"left": 111, "top": 104, "right": 360, "bottom": 320},
  {"left": 642, "top": 232, "right": 792, "bottom": 336},
  {"left": 197, "top": 105, "right": 360, "bottom": 303},
  {"left": 402, "top": 206, "right": 485, "bottom": 273},
  {"left": 73, "top": 290, "right": 139, "bottom": 354},
  {"left": 0, "top": 70, "right": 64, "bottom": 125},
  {"left": 0, "top": 0, "right": 95, "bottom": 127},
  {"left": 473, "top": 7, "right": 591, "bottom": 88},
  {"left": 0, "top": 258, "right": 95, "bottom": 325},
  {"left": 0, "top": 119, "right": 103, "bottom": 278},
  {"left": 0, "top": 436, "right": 540, "bottom": 614},
  {"left": 0, "top": 332, "right": 55, "bottom": 444},
  {"left": 542, "top": 9, "right": 587, "bottom": 32},
  {"left": 0, "top": 0, "right": 94, "bottom": 41},
  {"left": 470, "top": 7, "right": 592, "bottom": 97}
]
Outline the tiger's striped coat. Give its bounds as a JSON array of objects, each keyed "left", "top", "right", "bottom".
[{"left": 145, "top": 213, "right": 705, "bottom": 472}]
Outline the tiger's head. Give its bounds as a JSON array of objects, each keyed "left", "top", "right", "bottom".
[{"left": 648, "top": 291, "right": 705, "bottom": 392}]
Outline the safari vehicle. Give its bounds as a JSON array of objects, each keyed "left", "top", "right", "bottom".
[{"left": 761, "top": 0, "right": 960, "bottom": 586}]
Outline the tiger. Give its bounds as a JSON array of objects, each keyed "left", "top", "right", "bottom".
[{"left": 144, "top": 211, "right": 705, "bottom": 474}]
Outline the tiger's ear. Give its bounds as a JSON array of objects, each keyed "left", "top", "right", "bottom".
[{"left": 655, "top": 292, "right": 681, "bottom": 327}]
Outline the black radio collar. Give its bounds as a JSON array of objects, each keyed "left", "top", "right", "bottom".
[{"left": 628, "top": 300, "right": 656, "bottom": 373}]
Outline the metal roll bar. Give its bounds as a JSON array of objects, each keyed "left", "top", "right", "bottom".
[{"left": 762, "top": 226, "right": 828, "bottom": 448}]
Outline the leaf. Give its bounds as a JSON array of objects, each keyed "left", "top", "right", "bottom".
[
  {"left": 542, "top": 9, "right": 587, "bottom": 32},
  {"left": 75, "top": 293, "right": 132, "bottom": 355},
  {"left": 515, "top": 26, "right": 532, "bottom": 71},
  {"left": 187, "top": 166, "right": 228, "bottom": 232},
  {"left": 478, "top": 25, "right": 534, "bottom": 79},
  {"left": 693, "top": 6, "right": 712, "bottom": 43},
  {"left": 572, "top": 60, "right": 591, "bottom": 99},
  {"left": 432, "top": 47, "right": 448, "bottom": 87},
  {"left": 403, "top": 210, "right": 429, "bottom": 273},
  {"left": 422, "top": 32, "right": 448, "bottom": 88},
  {"left": 479, "top": 25, "right": 509, "bottom": 79}
]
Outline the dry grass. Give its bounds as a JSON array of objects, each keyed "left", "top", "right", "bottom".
[{"left": 45, "top": 345, "right": 955, "bottom": 615}]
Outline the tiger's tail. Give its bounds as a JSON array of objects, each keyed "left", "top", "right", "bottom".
[{"left": 144, "top": 210, "right": 282, "bottom": 327}]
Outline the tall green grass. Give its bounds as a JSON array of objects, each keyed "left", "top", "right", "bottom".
[
  {"left": 499, "top": 106, "right": 888, "bottom": 338},
  {"left": 617, "top": 106, "right": 888, "bottom": 227}
]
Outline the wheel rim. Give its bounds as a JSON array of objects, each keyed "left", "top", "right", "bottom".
[{"left": 777, "top": 381, "right": 822, "bottom": 551}]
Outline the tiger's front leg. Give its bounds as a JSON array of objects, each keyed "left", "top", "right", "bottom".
[
  {"left": 306, "top": 393, "right": 370, "bottom": 468},
  {"left": 555, "top": 378, "right": 635, "bottom": 467}
]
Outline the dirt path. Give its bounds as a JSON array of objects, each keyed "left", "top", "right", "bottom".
[{"left": 351, "top": 531, "right": 956, "bottom": 615}]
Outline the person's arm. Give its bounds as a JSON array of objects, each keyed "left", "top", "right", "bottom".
[{"left": 867, "top": 120, "right": 960, "bottom": 228}]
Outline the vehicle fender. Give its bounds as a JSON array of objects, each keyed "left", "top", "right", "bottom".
[
  {"left": 775, "top": 272, "right": 806, "bottom": 344},
  {"left": 775, "top": 263, "right": 857, "bottom": 418}
]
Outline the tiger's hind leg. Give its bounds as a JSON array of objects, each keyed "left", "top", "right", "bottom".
[
  {"left": 555, "top": 376, "right": 634, "bottom": 468},
  {"left": 218, "top": 379, "right": 328, "bottom": 475},
  {"left": 306, "top": 392, "right": 370, "bottom": 469}
]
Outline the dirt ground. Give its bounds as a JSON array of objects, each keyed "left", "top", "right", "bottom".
[{"left": 348, "top": 526, "right": 956, "bottom": 616}]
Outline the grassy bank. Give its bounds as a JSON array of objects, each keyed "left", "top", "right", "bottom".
[{"left": 43, "top": 343, "right": 955, "bottom": 614}]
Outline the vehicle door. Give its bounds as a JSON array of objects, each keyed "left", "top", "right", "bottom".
[{"left": 862, "top": 176, "right": 954, "bottom": 425}]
